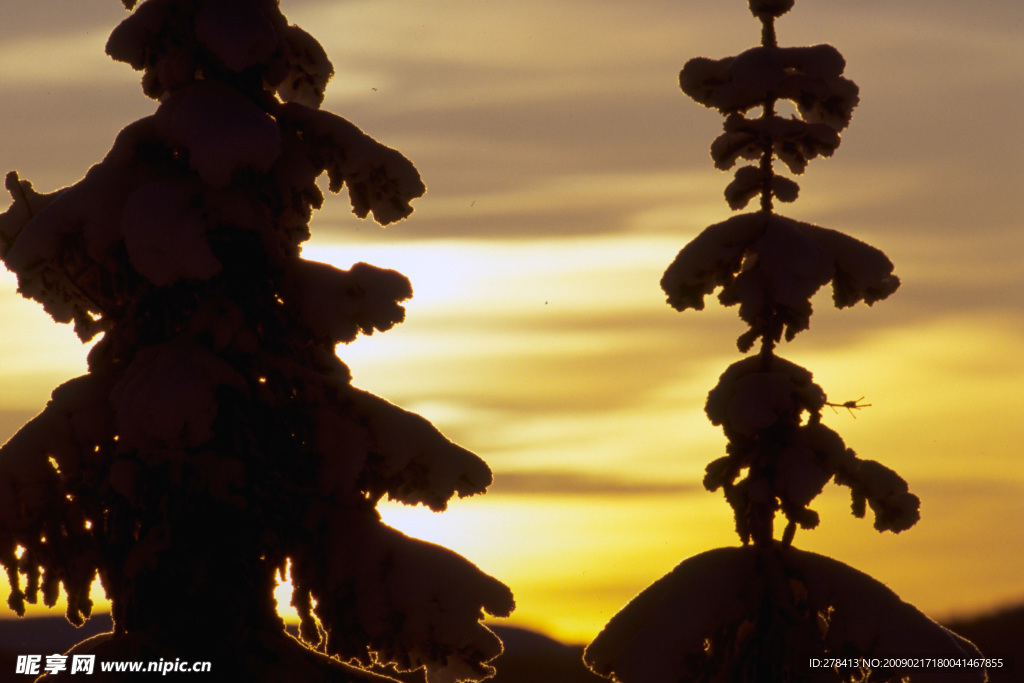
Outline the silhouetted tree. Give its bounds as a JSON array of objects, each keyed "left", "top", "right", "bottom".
[
  {"left": 584, "top": 2, "right": 988, "bottom": 681},
  {"left": 0, "top": 1, "right": 512, "bottom": 680}
]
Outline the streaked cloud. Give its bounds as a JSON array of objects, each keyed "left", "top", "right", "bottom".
[
  {"left": 0, "top": 32, "right": 123, "bottom": 87},
  {"left": 490, "top": 469, "right": 700, "bottom": 497}
]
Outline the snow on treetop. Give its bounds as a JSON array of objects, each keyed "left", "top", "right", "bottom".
[
  {"left": 681, "top": 45, "right": 859, "bottom": 131},
  {"left": 835, "top": 457, "right": 921, "bottom": 534},
  {"left": 704, "top": 355, "right": 824, "bottom": 439},
  {"left": 585, "top": 546, "right": 985, "bottom": 683},
  {"left": 107, "top": 0, "right": 334, "bottom": 106},
  {"left": 350, "top": 389, "right": 495, "bottom": 511},
  {"left": 712, "top": 113, "right": 841, "bottom": 175},
  {"left": 278, "top": 103, "right": 427, "bottom": 225},
  {"left": 194, "top": 0, "right": 279, "bottom": 73},
  {"left": 701, "top": 352, "right": 920, "bottom": 538},
  {"left": 1, "top": 2, "right": 512, "bottom": 679},
  {"left": 111, "top": 338, "right": 246, "bottom": 451},
  {"left": 748, "top": 0, "right": 795, "bottom": 19},
  {"left": 290, "top": 509, "right": 514, "bottom": 683},
  {"left": 595, "top": 1, "right": 943, "bottom": 678},
  {"left": 122, "top": 177, "right": 223, "bottom": 285},
  {"left": 0, "top": 95, "right": 427, "bottom": 344},
  {"left": 661, "top": 212, "right": 899, "bottom": 351},
  {"left": 103, "top": 0, "right": 424, "bottom": 224},
  {"left": 286, "top": 260, "right": 413, "bottom": 346},
  {"left": 724, "top": 164, "right": 800, "bottom": 210},
  {"left": 155, "top": 81, "right": 282, "bottom": 188}
]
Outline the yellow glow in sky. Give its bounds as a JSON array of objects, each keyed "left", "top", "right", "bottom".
[{"left": 2, "top": 0, "right": 1024, "bottom": 652}]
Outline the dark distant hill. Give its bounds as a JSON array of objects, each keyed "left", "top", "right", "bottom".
[
  {"left": 476, "top": 625, "right": 605, "bottom": 683},
  {"left": 945, "top": 604, "right": 1024, "bottom": 683},
  {"left": 0, "top": 615, "right": 602, "bottom": 683},
  {"left": 0, "top": 607, "right": 1018, "bottom": 683}
]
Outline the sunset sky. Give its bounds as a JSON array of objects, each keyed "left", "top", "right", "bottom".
[{"left": 2, "top": 0, "right": 1024, "bottom": 645}]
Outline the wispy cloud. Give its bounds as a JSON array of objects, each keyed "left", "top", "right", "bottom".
[
  {"left": 0, "top": 33, "right": 123, "bottom": 87},
  {"left": 490, "top": 469, "right": 701, "bottom": 497}
]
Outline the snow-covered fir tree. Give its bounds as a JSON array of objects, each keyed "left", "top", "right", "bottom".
[
  {"left": 584, "top": 1, "right": 988, "bottom": 681},
  {"left": 0, "top": 1, "right": 512, "bottom": 680}
]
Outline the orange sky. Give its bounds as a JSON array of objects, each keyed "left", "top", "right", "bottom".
[{"left": 2, "top": 0, "right": 1024, "bottom": 645}]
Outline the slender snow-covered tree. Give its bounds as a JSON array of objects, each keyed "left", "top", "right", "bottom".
[
  {"left": 0, "top": 1, "right": 512, "bottom": 680},
  {"left": 584, "top": 2, "right": 987, "bottom": 681}
]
